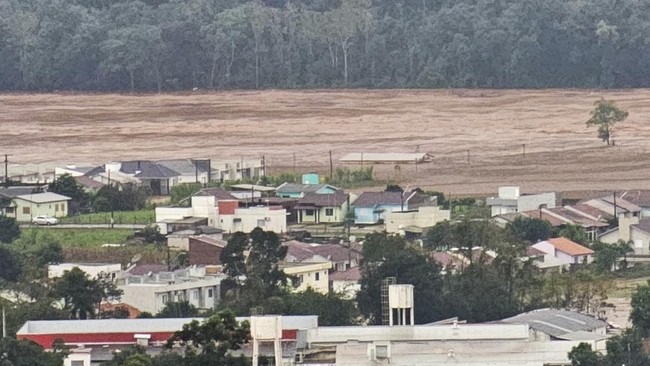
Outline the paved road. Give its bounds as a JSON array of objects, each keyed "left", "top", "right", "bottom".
[{"left": 20, "top": 223, "right": 146, "bottom": 229}]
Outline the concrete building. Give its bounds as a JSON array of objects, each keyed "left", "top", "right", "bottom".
[
  {"left": 10, "top": 192, "right": 71, "bottom": 222},
  {"left": 48, "top": 263, "right": 122, "bottom": 280},
  {"left": 118, "top": 267, "right": 225, "bottom": 314},
  {"left": 329, "top": 267, "right": 361, "bottom": 299},
  {"left": 188, "top": 235, "right": 226, "bottom": 266},
  {"left": 211, "top": 158, "right": 265, "bottom": 181},
  {"left": 385, "top": 206, "right": 451, "bottom": 234},
  {"left": 281, "top": 261, "right": 332, "bottom": 294},
  {"left": 487, "top": 186, "right": 558, "bottom": 217}
]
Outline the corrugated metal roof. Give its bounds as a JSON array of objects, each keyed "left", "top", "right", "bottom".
[
  {"left": 353, "top": 191, "right": 416, "bottom": 207},
  {"left": 500, "top": 309, "right": 606, "bottom": 338}
]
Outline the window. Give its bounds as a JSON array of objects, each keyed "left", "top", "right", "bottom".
[
  {"left": 70, "top": 361, "right": 84, "bottom": 366},
  {"left": 325, "top": 208, "right": 334, "bottom": 216},
  {"left": 375, "top": 345, "right": 388, "bottom": 358},
  {"left": 22, "top": 207, "right": 30, "bottom": 215},
  {"left": 306, "top": 209, "right": 314, "bottom": 216},
  {"left": 5, "top": 207, "right": 14, "bottom": 214},
  {"left": 177, "top": 293, "right": 184, "bottom": 301},
  {"left": 55, "top": 204, "right": 58, "bottom": 212},
  {"left": 257, "top": 219, "right": 265, "bottom": 228},
  {"left": 162, "top": 295, "right": 168, "bottom": 303},
  {"left": 193, "top": 290, "right": 199, "bottom": 300},
  {"left": 315, "top": 272, "right": 320, "bottom": 281},
  {"left": 208, "top": 289, "right": 214, "bottom": 298},
  {"left": 61, "top": 203, "right": 65, "bottom": 211}
]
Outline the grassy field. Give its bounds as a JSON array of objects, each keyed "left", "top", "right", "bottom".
[
  {"left": 18, "top": 228, "right": 136, "bottom": 248},
  {"left": 60, "top": 210, "right": 155, "bottom": 225}
]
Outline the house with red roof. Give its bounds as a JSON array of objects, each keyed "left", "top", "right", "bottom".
[{"left": 531, "top": 237, "right": 594, "bottom": 271}]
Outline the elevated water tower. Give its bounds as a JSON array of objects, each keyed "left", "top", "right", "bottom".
[
  {"left": 388, "top": 284, "right": 414, "bottom": 326},
  {"left": 250, "top": 315, "right": 283, "bottom": 366}
]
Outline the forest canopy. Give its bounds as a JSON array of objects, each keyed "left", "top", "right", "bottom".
[{"left": 0, "top": 0, "right": 648, "bottom": 92}]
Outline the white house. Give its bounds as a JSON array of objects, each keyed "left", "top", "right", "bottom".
[
  {"left": 531, "top": 237, "right": 594, "bottom": 271},
  {"left": 11, "top": 192, "right": 71, "bottom": 222},
  {"left": 486, "top": 186, "right": 557, "bottom": 217},
  {"left": 281, "top": 261, "right": 332, "bottom": 294}
]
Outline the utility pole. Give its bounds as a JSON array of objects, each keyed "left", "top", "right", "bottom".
[
  {"left": 329, "top": 150, "right": 333, "bottom": 179},
  {"left": 2, "top": 305, "right": 6, "bottom": 338},
  {"left": 4, "top": 154, "right": 8, "bottom": 188},
  {"left": 293, "top": 153, "right": 296, "bottom": 173},
  {"left": 522, "top": 144, "right": 526, "bottom": 158},
  {"left": 467, "top": 149, "right": 470, "bottom": 165}
]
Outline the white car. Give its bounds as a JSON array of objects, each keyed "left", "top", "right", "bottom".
[{"left": 32, "top": 215, "right": 59, "bottom": 225}]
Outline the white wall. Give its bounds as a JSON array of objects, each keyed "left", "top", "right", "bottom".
[
  {"left": 119, "top": 277, "right": 222, "bottom": 313},
  {"left": 191, "top": 196, "right": 218, "bottom": 227},
  {"left": 517, "top": 192, "right": 557, "bottom": 212},
  {"left": 220, "top": 206, "right": 287, "bottom": 234},
  {"left": 630, "top": 228, "right": 650, "bottom": 255},
  {"left": 49, "top": 263, "right": 121, "bottom": 279},
  {"left": 385, "top": 206, "right": 451, "bottom": 233}
]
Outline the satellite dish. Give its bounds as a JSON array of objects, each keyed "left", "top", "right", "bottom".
[{"left": 131, "top": 253, "right": 142, "bottom": 264}]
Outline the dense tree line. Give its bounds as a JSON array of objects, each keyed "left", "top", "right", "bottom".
[{"left": 2, "top": 0, "right": 650, "bottom": 92}]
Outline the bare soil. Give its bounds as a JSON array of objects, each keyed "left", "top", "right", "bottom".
[{"left": 2, "top": 89, "right": 650, "bottom": 194}]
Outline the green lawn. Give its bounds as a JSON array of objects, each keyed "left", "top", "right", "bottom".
[
  {"left": 60, "top": 210, "right": 155, "bottom": 225},
  {"left": 17, "top": 228, "right": 136, "bottom": 248}
]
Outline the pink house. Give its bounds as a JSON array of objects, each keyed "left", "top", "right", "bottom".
[{"left": 531, "top": 237, "right": 594, "bottom": 271}]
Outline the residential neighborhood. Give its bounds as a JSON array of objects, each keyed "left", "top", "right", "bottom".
[{"left": 5, "top": 151, "right": 650, "bottom": 366}]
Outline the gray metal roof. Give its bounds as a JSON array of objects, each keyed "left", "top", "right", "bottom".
[
  {"left": 276, "top": 183, "right": 337, "bottom": 194},
  {"left": 0, "top": 186, "right": 42, "bottom": 198},
  {"left": 15, "top": 192, "right": 71, "bottom": 203},
  {"left": 157, "top": 159, "right": 209, "bottom": 175},
  {"left": 500, "top": 309, "right": 607, "bottom": 338},
  {"left": 353, "top": 191, "right": 416, "bottom": 207}
]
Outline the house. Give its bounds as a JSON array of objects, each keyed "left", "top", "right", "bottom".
[
  {"left": 275, "top": 182, "right": 339, "bottom": 198},
  {"left": 0, "top": 186, "right": 43, "bottom": 217},
  {"left": 486, "top": 186, "right": 558, "bottom": 217},
  {"left": 284, "top": 241, "right": 362, "bottom": 272},
  {"left": 74, "top": 175, "right": 105, "bottom": 193},
  {"left": 10, "top": 192, "right": 71, "bottom": 222},
  {"left": 188, "top": 235, "right": 227, "bottom": 266},
  {"left": 295, "top": 191, "right": 352, "bottom": 224},
  {"left": 353, "top": 191, "right": 434, "bottom": 225},
  {"left": 118, "top": 267, "right": 225, "bottom": 314},
  {"left": 616, "top": 190, "right": 650, "bottom": 218},
  {"left": 601, "top": 218, "right": 650, "bottom": 255},
  {"left": 531, "top": 237, "right": 594, "bottom": 271},
  {"left": 384, "top": 206, "right": 451, "bottom": 234},
  {"left": 48, "top": 263, "right": 122, "bottom": 280},
  {"left": 211, "top": 158, "right": 265, "bottom": 181},
  {"left": 167, "top": 227, "right": 223, "bottom": 251},
  {"left": 281, "top": 261, "right": 332, "bottom": 294},
  {"left": 156, "top": 159, "right": 211, "bottom": 185},
  {"left": 3, "top": 163, "right": 56, "bottom": 184},
  {"left": 329, "top": 267, "right": 361, "bottom": 299},
  {"left": 155, "top": 189, "right": 287, "bottom": 235}
]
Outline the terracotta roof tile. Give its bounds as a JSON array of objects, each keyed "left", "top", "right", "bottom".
[{"left": 547, "top": 237, "right": 594, "bottom": 256}]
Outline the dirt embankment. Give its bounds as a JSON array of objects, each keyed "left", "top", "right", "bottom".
[{"left": 2, "top": 89, "right": 650, "bottom": 194}]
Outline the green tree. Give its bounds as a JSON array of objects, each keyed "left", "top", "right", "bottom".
[
  {"left": 169, "top": 183, "right": 202, "bottom": 205},
  {"left": 48, "top": 173, "right": 89, "bottom": 214},
  {"left": 0, "top": 246, "right": 21, "bottom": 282},
  {"left": 52, "top": 267, "right": 122, "bottom": 319},
  {"left": 568, "top": 342, "right": 603, "bottom": 366},
  {"left": 156, "top": 301, "right": 199, "bottom": 318},
  {"left": 220, "top": 231, "right": 248, "bottom": 279},
  {"left": 507, "top": 216, "right": 554, "bottom": 243},
  {"left": 165, "top": 309, "right": 250, "bottom": 366},
  {"left": 586, "top": 99, "right": 629, "bottom": 145},
  {"left": 284, "top": 288, "right": 358, "bottom": 326},
  {"left": 630, "top": 280, "right": 650, "bottom": 337},
  {"left": 0, "top": 337, "right": 66, "bottom": 366},
  {"left": 357, "top": 232, "right": 444, "bottom": 324},
  {"left": 245, "top": 228, "right": 288, "bottom": 297},
  {"left": 559, "top": 224, "right": 589, "bottom": 245},
  {"left": 604, "top": 328, "right": 649, "bottom": 366},
  {"left": 0, "top": 215, "right": 20, "bottom": 243}
]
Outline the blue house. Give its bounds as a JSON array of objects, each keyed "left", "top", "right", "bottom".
[
  {"left": 354, "top": 191, "right": 432, "bottom": 224},
  {"left": 276, "top": 183, "right": 339, "bottom": 198}
]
